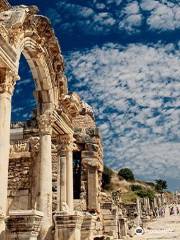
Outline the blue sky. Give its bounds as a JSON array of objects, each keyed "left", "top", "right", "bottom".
[{"left": 10, "top": 0, "right": 180, "bottom": 190}]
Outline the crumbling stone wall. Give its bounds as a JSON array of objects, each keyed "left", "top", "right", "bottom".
[{"left": 8, "top": 157, "right": 32, "bottom": 210}]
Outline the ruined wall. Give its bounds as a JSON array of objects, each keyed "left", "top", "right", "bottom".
[{"left": 8, "top": 157, "right": 32, "bottom": 210}]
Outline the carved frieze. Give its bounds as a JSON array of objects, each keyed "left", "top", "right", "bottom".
[{"left": 10, "top": 140, "right": 29, "bottom": 153}]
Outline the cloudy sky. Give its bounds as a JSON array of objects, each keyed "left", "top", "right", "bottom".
[{"left": 10, "top": 0, "right": 180, "bottom": 190}]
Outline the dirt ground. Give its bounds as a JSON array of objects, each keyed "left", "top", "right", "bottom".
[{"left": 132, "top": 205, "right": 180, "bottom": 240}]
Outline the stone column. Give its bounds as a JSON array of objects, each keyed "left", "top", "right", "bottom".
[
  {"left": 87, "top": 166, "right": 99, "bottom": 211},
  {"left": 38, "top": 111, "right": 54, "bottom": 238},
  {"left": 136, "top": 198, "right": 142, "bottom": 226},
  {"left": 59, "top": 150, "right": 67, "bottom": 211},
  {"left": 58, "top": 135, "right": 74, "bottom": 212},
  {"left": 0, "top": 68, "right": 15, "bottom": 234},
  {"left": 66, "top": 137, "right": 74, "bottom": 212}
]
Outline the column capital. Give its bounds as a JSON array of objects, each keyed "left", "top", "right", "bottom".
[
  {"left": 38, "top": 111, "right": 54, "bottom": 135},
  {"left": 57, "top": 134, "right": 74, "bottom": 152},
  {"left": 0, "top": 68, "right": 18, "bottom": 95}
]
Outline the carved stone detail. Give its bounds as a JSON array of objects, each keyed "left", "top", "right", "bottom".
[
  {"left": 30, "top": 137, "right": 40, "bottom": 152},
  {"left": 0, "top": 68, "right": 16, "bottom": 94},
  {"left": 10, "top": 140, "right": 29, "bottom": 153},
  {"left": 38, "top": 111, "right": 54, "bottom": 135},
  {"left": 58, "top": 134, "right": 74, "bottom": 152}
]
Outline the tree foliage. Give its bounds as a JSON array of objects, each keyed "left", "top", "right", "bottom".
[
  {"left": 155, "top": 179, "right": 167, "bottom": 193},
  {"left": 118, "top": 168, "right": 135, "bottom": 181},
  {"left": 136, "top": 189, "right": 155, "bottom": 201},
  {"left": 131, "top": 184, "right": 155, "bottom": 201},
  {"left": 131, "top": 184, "right": 143, "bottom": 192}
]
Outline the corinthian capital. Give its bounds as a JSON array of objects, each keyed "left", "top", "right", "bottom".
[
  {"left": 38, "top": 111, "right": 54, "bottom": 135},
  {"left": 0, "top": 68, "right": 17, "bottom": 94},
  {"left": 58, "top": 134, "right": 74, "bottom": 152}
]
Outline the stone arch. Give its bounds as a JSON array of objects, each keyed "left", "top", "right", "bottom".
[
  {"left": 0, "top": 5, "right": 68, "bottom": 111},
  {"left": 0, "top": 3, "right": 73, "bottom": 239}
]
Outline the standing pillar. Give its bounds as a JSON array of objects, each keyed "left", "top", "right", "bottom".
[
  {"left": 38, "top": 111, "right": 54, "bottom": 238},
  {"left": 59, "top": 150, "right": 67, "bottom": 211},
  {"left": 136, "top": 198, "right": 142, "bottom": 226},
  {"left": 54, "top": 135, "right": 83, "bottom": 240},
  {"left": 0, "top": 68, "right": 15, "bottom": 234},
  {"left": 66, "top": 137, "right": 74, "bottom": 212},
  {"left": 58, "top": 134, "right": 74, "bottom": 212},
  {"left": 87, "top": 166, "right": 99, "bottom": 211}
]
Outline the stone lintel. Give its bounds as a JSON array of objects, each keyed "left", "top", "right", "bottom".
[
  {"left": 53, "top": 110, "right": 73, "bottom": 135},
  {"left": 9, "top": 152, "right": 31, "bottom": 159},
  {"left": 8, "top": 210, "right": 43, "bottom": 217}
]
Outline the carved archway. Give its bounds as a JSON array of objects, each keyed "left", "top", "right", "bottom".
[
  {"left": 0, "top": 4, "right": 68, "bottom": 110},
  {"left": 0, "top": 2, "right": 75, "bottom": 239}
]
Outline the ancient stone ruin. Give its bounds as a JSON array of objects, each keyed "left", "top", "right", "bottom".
[{"left": 0, "top": 1, "right": 170, "bottom": 239}]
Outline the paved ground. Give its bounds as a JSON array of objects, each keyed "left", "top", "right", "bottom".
[{"left": 133, "top": 206, "right": 180, "bottom": 240}]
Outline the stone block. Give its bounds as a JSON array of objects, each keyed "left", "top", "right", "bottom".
[
  {"left": 54, "top": 212, "right": 83, "bottom": 240},
  {"left": 6, "top": 210, "right": 43, "bottom": 240}
]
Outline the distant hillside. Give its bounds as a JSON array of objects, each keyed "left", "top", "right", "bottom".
[{"left": 102, "top": 166, "right": 172, "bottom": 204}]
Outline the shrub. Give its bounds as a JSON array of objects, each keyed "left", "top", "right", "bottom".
[
  {"left": 118, "top": 168, "right": 135, "bottom": 181},
  {"left": 121, "top": 191, "right": 137, "bottom": 204},
  {"left": 102, "top": 165, "right": 113, "bottom": 190},
  {"left": 131, "top": 184, "right": 143, "bottom": 192},
  {"left": 136, "top": 188, "right": 155, "bottom": 201}
]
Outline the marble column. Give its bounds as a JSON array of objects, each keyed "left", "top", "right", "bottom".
[
  {"left": 38, "top": 111, "right": 53, "bottom": 238},
  {"left": 136, "top": 198, "right": 142, "bottom": 226},
  {"left": 0, "top": 68, "right": 15, "bottom": 234},
  {"left": 59, "top": 150, "right": 67, "bottom": 211},
  {"left": 66, "top": 142, "right": 74, "bottom": 212}
]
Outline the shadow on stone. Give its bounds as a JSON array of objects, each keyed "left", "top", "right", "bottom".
[
  {"left": 41, "top": 226, "right": 54, "bottom": 240},
  {"left": 0, "top": 230, "right": 6, "bottom": 240}
]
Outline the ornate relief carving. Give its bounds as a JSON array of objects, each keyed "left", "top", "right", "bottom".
[
  {"left": 10, "top": 140, "right": 29, "bottom": 153},
  {"left": 0, "top": 68, "right": 16, "bottom": 94},
  {"left": 0, "top": 25, "right": 9, "bottom": 41},
  {"left": 30, "top": 137, "right": 40, "bottom": 152},
  {"left": 60, "top": 93, "right": 81, "bottom": 119},
  {"left": 38, "top": 111, "right": 54, "bottom": 135},
  {"left": 0, "top": 9, "right": 26, "bottom": 29},
  {"left": 57, "top": 134, "right": 74, "bottom": 152}
]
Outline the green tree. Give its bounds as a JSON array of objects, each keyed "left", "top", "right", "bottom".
[
  {"left": 102, "top": 165, "right": 113, "bottom": 190},
  {"left": 136, "top": 189, "right": 155, "bottom": 201},
  {"left": 118, "top": 168, "right": 135, "bottom": 181},
  {"left": 155, "top": 179, "right": 167, "bottom": 193}
]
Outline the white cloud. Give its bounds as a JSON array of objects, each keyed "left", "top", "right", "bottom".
[
  {"left": 125, "top": 1, "right": 140, "bottom": 14},
  {"left": 46, "top": 0, "right": 180, "bottom": 35},
  {"left": 140, "top": 0, "right": 159, "bottom": 11},
  {"left": 65, "top": 42, "right": 180, "bottom": 182}
]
